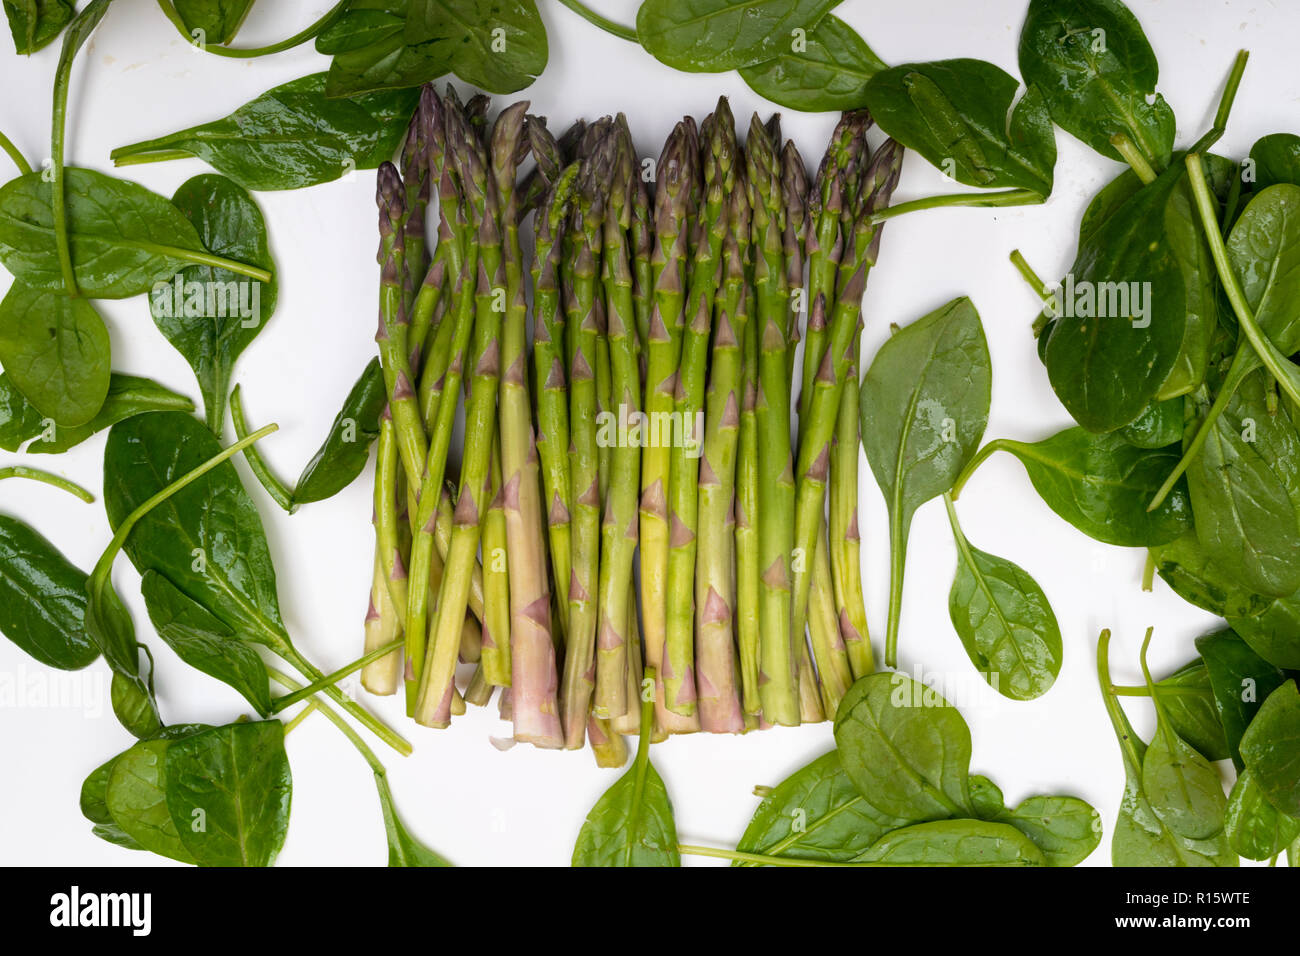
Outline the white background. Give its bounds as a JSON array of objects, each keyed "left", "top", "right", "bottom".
[{"left": 1, "top": 0, "right": 1295, "bottom": 867}]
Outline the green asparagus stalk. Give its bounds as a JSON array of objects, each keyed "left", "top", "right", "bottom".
[
  {"left": 692, "top": 172, "right": 751, "bottom": 726},
  {"left": 790, "top": 137, "right": 904, "bottom": 670},
  {"left": 559, "top": 140, "right": 611, "bottom": 746},
  {"left": 747, "top": 114, "right": 799, "bottom": 727},
  {"left": 531, "top": 161, "right": 580, "bottom": 640},
  {"left": 808, "top": 529, "right": 852, "bottom": 714},
  {"left": 639, "top": 121, "right": 695, "bottom": 730},
  {"left": 362, "top": 548, "right": 403, "bottom": 695},
  {"left": 594, "top": 119, "right": 644, "bottom": 721},
  {"left": 631, "top": 171, "right": 655, "bottom": 355},
  {"left": 482, "top": 438, "right": 512, "bottom": 687},
  {"left": 829, "top": 328, "right": 873, "bottom": 680},
  {"left": 735, "top": 286, "right": 762, "bottom": 721},
  {"left": 496, "top": 102, "right": 562, "bottom": 738},
  {"left": 401, "top": 86, "right": 433, "bottom": 310},
  {"left": 374, "top": 408, "right": 409, "bottom": 634},
  {"left": 797, "top": 638, "right": 826, "bottom": 724},
  {"left": 782, "top": 141, "right": 808, "bottom": 398}
]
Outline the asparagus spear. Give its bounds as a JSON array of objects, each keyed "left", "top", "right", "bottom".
[
  {"left": 411, "top": 110, "right": 504, "bottom": 727},
  {"left": 664, "top": 99, "right": 733, "bottom": 732},
  {"left": 482, "top": 438, "right": 512, "bottom": 687},
  {"left": 594, "top": 119, "right": 644, "bottom": 721},
  {"left": 560, "top": 135, "right": 612, "bottom": 746},
  {"left": 789, "top": 136, "right": 904, "bottom": 667},
  {"left": 639, "top": 121, "right": 695, "bottom": 731},
  {"left": 631, "top": 170, "right": 655, "bottom": 355},
  {"left": 495, "top": 102, "right": 559, "bottom": 716},
  {"left": 747, "top": 114, "right": 799, "bottom": 727},
  {"left": 531, "top": 161, "right": 580, "bottom": 640},
  {"left": 362, "top": 547, "right": 402, "bottom": 695},
  {"left": 692, "top": 171, "right": 751, "bottom": 727},
  {"left": 402, "top": 87, "right": 436, "bottom": 347},
  {"left": 734, "top": 286, "right": 762, "bottom": 720}
]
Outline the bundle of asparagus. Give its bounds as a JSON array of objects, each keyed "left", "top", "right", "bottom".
[{"left": 360, "top": 85, "right": 902, "bottom": 762}]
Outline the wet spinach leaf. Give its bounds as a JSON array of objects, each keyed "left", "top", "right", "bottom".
[
  {"left": 833, "top": 672, "right": 973, "bottom": 821},
  {"left": 108, "top": 738, "right": 196, "bottom": 864},
  {"left": 1249, "top": 133, "right": 1300, "bottom": 190},
  {"left": 971, "top": 428, "right": 1191, "bottom": 547},
  {"left": 164, "top": 720, "right": 292, "bottom": 867},
  {"left": 944, "top": 496, "right": 1062, "bottom": 701},
  {"left": 738, "top": 14, "right": 885, "bottom": 113},
  {"left": 1238, "top": 680, "right": 1300, "bottom": 817},
  {"left": 636, "top": 0, "right": 841, "bottom": 73},
  {"left": 3, "top": 0, "right": 72, "bottom": 53},
  {"left": 856, "top": 819, "right": 1046, "bottom": 866},
  {"left": 995, "top": 795, "right": 1102, "bottom": 867},
  {"left": 171, "top": 0, "right": 255, "bottom": 45},
  {"left": 149, "top": 174, "right": 277, "bottom": 434},
  {"left": 865, "top": 61, "right": 1055, "bottom": 197},
  {"left": 1018, "top": 0, "right": 1176, "bottom": 167},
  {"left": 110, "top": 74, "right": 419, "bottom": 191},
  {"left": 375, "top": 771, "right": 451, "bottom": 866},
  {"left": 0, "top": 280, "right": 110, "bottom": 427},
  {"left": 1196, "top": 629, "right": 1285, "bottom": 770},
  {"left": 860, "top": 297, "right": 991, "bottom": 668},
  {"left": 1119, "top": 397, "right": 1183, "bottom": 449},
  {"left": 0, "top": 514, "right": 97, "bottom": 669},
  {"left": 1149, "top": 659, "right": 1231, "bottom": 763},
  {"left": 12, "top": 374, "right": 194, "bottom": 455},
  {"left": 291, "top": 357, "right": 386, "bottom": 507},
  {"left": 1225, "top": 768, "right": 1300, "bottom": 861}
]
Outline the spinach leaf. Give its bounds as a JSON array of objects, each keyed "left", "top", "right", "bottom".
[
  {"left": 1238, "top": 680, "right": 1300, "bottom": 817},
  {"left": 164, "top": 720, "right": 292, "bottom": 867},
  {"left": 1186, "top": 368, "right": 1300, "bottom": 598},
  {"left": 1229, "top": 600, "right": 1300, "bottom": 671},
  {"left": 1043, "top": 165, "right": 1190, "bottom": 432},
  {"left": 856, "top": 819, "right": 1046, "bottom": 866},
  {"left": 833, "top": 672, "right": 973, "bottom": 821},
  {"left": 85, "top": 566, "right": 161, "bottom": 738},
  {"left": 111, "top": 670, "right": 164, "bottom": 739},
  {"left": 375, "top": 771, "right": 451, "bottom": 866},
  {"left": 291, "top": 357, "right": 386, "bottom": 507},
  {"left": 1018, "top": 0, "right": 1176, "bottom": 167},
  {"left": 1150, "top": 660, "right": 1231, "bottom": 763},
  {"left": 734, "top": 751, "right": 910, "bottom": 864},
  {"left": 1225, "top": 768, "right": 1300, "bottom": 861},
  {"left": 944, "top": 495, "right": 1062, "bottom": 701},
  {"left": 1097, "top": 630, "right": 1236, "bottom": 866},
  {"left": 636, "top": 0, "right": 840, "bottom": 73},
  {"left": 859, "top": 297, "right": 991, "bottom": 668},
  {"left": 865, "top": 61, "right": 1055, "bottom": 197},
  {"left": 17, "top": 375, "right": 194, "bottom": 455},
  {"left": 573, "top": 689, "right": 678, "bottom": 867},
  {"left": 0, "top": 514, "right": 97, "bottom": 669},
  {"left": 1226, "top": 183, "right": 1300, "bottom": 355},
  {"left": 2, "top": 0, "right": 71, "bottom": 54},
  {"left": 0, "top": 373, "right": 43, "bottom": 451},
  {"left": 1195, "top": 629, "right": 1285, "bottom": 770},
  {"left": 315, "top": 1, "right": 436, "bottom": 96},
  {"left": 1249, "top": 133, "right": 1300, "bottom": 190},
  {"left": 404, "top": 0, "right": 547, "bottom": 95},
  {"left": 149, "top": 174, "right": 277, "bottom": 434},
  {"left": 141, "top": 570, "right": 273, "bottom": 716},
  {"left": 171, "top": 0, "right": 255, "bottom": 45},
  {"left": 996, "top": 795, "right": 1102, "bottom": 867},
  {"left": 0, "top": 280, "right": 110, "bottom": 427},
  {"left": 103, "top": 411, "right": 289, "bottom": 650},
  {"left": 1139, "top": 633, "right": 1228, "bottom": 841},
  {"left": 110, "top": 74, "right": 419, "bottom": 191},
  {"left": 738, "top": 14, "right": 885, "bottom": 113},
  {"left": 1119, "top": 397, "right": 1183, "bottom": 449},
  {"left": 967, "top": 775, "right": 1005, "bottom": 820},
  {"left": 107, "top": 738, "right": 197, "bottom": 864},
  {"left": 0, "top": 167, "right": 268, "bottom": 298},
  {"left": 81, "top": 754, "right": 147, "bottom": 851},
  {"left": 965, "top": 429, "right": 1191, "bottom": 547}
]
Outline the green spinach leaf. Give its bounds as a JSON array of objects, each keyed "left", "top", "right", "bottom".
[
  {"left": 404, "top": 0, "right": 547, "bottom": 94},
  {"left": 859, "top": 297, "right": 991, "bottom": 668},
  {"left": 1018, "top": 0, "right": 1176, "bottom": 167},
  {"left": 1148, "top": 659, "right": 1231, "bottom": 763},
  {"left": 833, "top": 672, "right": 973, "bottom": 821},
  {"left": 172, "top": 0, "right": 255, "bottom": 45},
  {"left": 1225, "top": 768, "right": 1300, "bottom": 861},
  {"left": 856, "top": 819, "right": 1046, "bottom": 866},
  {"left": 1249, "top": 133, "right": 1300, "bottom": 190},
  {"left": 1195, "top": 629, "right": 1285, "bottom": 769},
  {"left": 1119, "top": 397, "right": 1183, "bottom": 449},
  {"left": 944, "top": 496, "right": 1062, "bottom": 700},
  {"left": 375, "top": 771, "right": 451, "bottom": 866},
  {"left": 0, "top": 280, "right": 110, "bottom": 427},
  {"left": 291, "top": 357, "right": 386, "bottom": 506},
  {"left": 15, "top": 374, "right": 194, "bottom": 454},
  {"left": 149, "top": 174, "right": 277, "bottom": 434},
  {"left": 1238, "top": 680, "right": 1300, "bottom": 817},
  {"left": 996, "top": 795, "right": 1102, "bottom": 867},
  {"left": 738, "top": 14, "right": 884, "bottom": 113},
  {"left": 164, "top": 720, "right": 292, "bottom": 867},
  {"left": 636, "top": 0, "right": 840, "bottom": 73},
  {"left": 0, "top": 514, "right": 97, "bottom": 669},
  {"left": 107, "top": 738, "right": 197, "bottom": 863},
  {"left": 2, "top": 0, "right": 72, "bottom": 54},
  {"left": 865, "top": 61, "right": 1055, "bottom": 197},
  {"left": 110, "top": 74, "right": 419, "bottom": 191}
]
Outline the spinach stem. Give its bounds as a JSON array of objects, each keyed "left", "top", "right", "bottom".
[
  {"left": 267, "top": 667, "right": 386, "bottom": 776},
  {"left": 0, "top": 128, "right": 32, "bottom": 175},
  {"left": 0, "top": 466, "right": 94, "bottom": 502},
  {"left": 1188, "top": 50, "right": 1250, "bottom": 156},
  {"left": 281, "top": 699, "right": 318, "bottom": 735},
  {"left": 278, "top": 642, "right": 412, "bottom": 756},
  {"left": 268, "top": 638, "right": 405, "bottom": 713},
  {"left": 1110, "top": 683, "right": 1205, "bottom": 698},
  {"left": 676, "top": 844, "right": 1036, "bottom": 867},
  {"left": 948, "top": 439, "right": 1012, "bottom": 501},
  {"left": 555, "top": 0, "right": 638, "bottom": 43},
  {"left": 1109, "top": 133, "right": 1157, "bottom": 184},
  {"left": 154, "top": 0, "right": 349, "bottom": 58},
  {"left": 1096, "top": 630, "right": 1146, "bottom": 773},
  {"left": 1186, "top": 154, "right": 1300, "bottom": 410},
  {"left": 230, "top": 384, "right": 297, "bottom": 512},
  {"left": 159, "top": 243, "right": 274, "bottom": 283},
  {"left": 868, "top": 188, "right": 1043, "bottom": 224},
  {"left": 111, "top": 149, "right": 194, "bottom": 168},
  {"left": 1141, "top": 550, "right": 1156, "bottom": 591},
  {"left": 884, "top": 513, "right": 906, "bottom": 669},
  {"left": 1008, "top": 250, "right": 1058, "bottom": 336}
]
